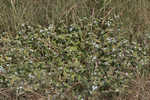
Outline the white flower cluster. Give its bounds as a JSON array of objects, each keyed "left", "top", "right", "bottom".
[
  {"left": 106, "top": 37, "right": 116, "bottom": 43},
  {"left": 0, "top": 66, "right": 6, "bottom": 73}
]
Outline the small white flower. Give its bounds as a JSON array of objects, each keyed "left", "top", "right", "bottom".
[
  {"left": 6, "top": 64, "right": 10, "bottom": 67},
  {"left": 30, "top": 49, "right": 34, "bottom": 52},
  {"left": 115, "top": 89, "right": 119, "bottom": 92},
  {"left": 125, "top": 72, "right": 128, "bottom": 76},
  {"left": 88, "top": 32, "right": 92, "bottom": 35},
  {"left": 48, "top": 24, "right": 54, "bottom": 30},
  {"left": 0, "top": 66, "right": 6, "bottom": 73},
  {"left": 18, "top": 31, "right": 23, "bottom": 34},
  {"left": 27, "top": 25, "right": 32, "bottom": 29},
  {"left": 59, "top": 67, "right": 63, "bottom": 70},
  {"left": 44, "top": 28, "right": 48, "bottom": 31},
  {"left": 95, "top": 44, "right": 99, "bottom": 48},
  {"left": 114, "top": 15, "right": 120, "bottom": 19},
  {"left": 19, "top": 86, "right": 23, "bottom": 89},
  {"left": 93, "top": 20, "right": 97, "bottom": 24},
  {"left": 29, "top": 60, "right": 33, "bottom": 63},
  {"left": 138, "top": 47, "right": 142, "bottom": 51},
  {"left": 40, "top": 29, "right": 44, "bottom": 33},
  {"left": 48, "top": 73, "right": 51, "bottom": 75},
  {"left": 69, "top": 27, "right": 73, "bottom": 32},
  {"left": 15, "top": 72, "right": 18, "bottom": 75},
  {"left": 118, "top": 28, "right": 121, "bottom": 31},
  {"left": 92, "top": 85, "right": 98, "bottom": 91},
  {"left": 21, "top": 23, "right": 25, "bottom": 27},
  {"left": 104, "top": 47, "right": 107, "bottom": 50},
  {"left": 104, "top": 62, "right": 109, "bottom": 65},
  {"left": 123, "top": 40, "right": 128, "bottom": 43},
  {"left": 2, "top": 32, "right": 6, "bottom": 34},
  {"left": 132, "top": 42, "right": 137, "bottom": 45},
  {"left": 21, "top": 24, "right": 25, "bottom": 27},
  {"left": 94, "top": 72, "right": 97, "bottom": 75},
  {"left": 112, "top": 48, "right": 115, "bottom": 51},
  {"left": 106, "top": 21, "right": 111, "bottom": 27},
  {"left": 92, "top": 56, "right": 97, "bottom": 61},
  {"left": 28, "top": 73, "right": 35, "bottom": 79},
  {"left": 106, "top": 37, "right": 112, "bottom": 41},
  {"left": 47, "top": 32, "right": 51, "bottom": 34}
]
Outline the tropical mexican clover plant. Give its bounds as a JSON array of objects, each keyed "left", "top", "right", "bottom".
[{"left": 0, "top": 17, "right": 149, "bottom": 99}]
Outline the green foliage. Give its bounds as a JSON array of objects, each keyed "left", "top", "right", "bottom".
[{"left": 0, "top": 17, "right": 149, "bottom": 99}]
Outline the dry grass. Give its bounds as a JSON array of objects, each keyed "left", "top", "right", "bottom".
[
  {"left": 0, "top": 0, "right": 111, "bottom": 32},
  {"left": 1, "top": 0, "right": 150, "bottom": 41},
  {"left": 1, "top": 75, "right": 150, "bottom": 100},
  {"left": 113, "top": 73, "right": 150, "bottom": 100},
  {"left": 0, "top": 88, "right": 45, "bottom": 100},
  {"left": 1, "top": 0, "right": 150, "bottom": 31},
  {"left": 110, "top": 0, "right": 150, "bottom": 44},
  {"left": 126, "top": 74, "right": 150, "bottom": 100}
]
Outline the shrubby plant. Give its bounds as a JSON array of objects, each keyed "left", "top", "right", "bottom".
[{"left": 0, "top": 17, "right": 149, "bottom": 99}]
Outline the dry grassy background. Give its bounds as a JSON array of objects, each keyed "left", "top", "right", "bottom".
[{"left": 0, "top": 0, "right": 150, "bottom": 42}]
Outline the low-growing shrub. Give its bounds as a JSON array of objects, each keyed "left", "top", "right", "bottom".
[{"left": 0, "top": 17, "right": 149, "bottom": 99}]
